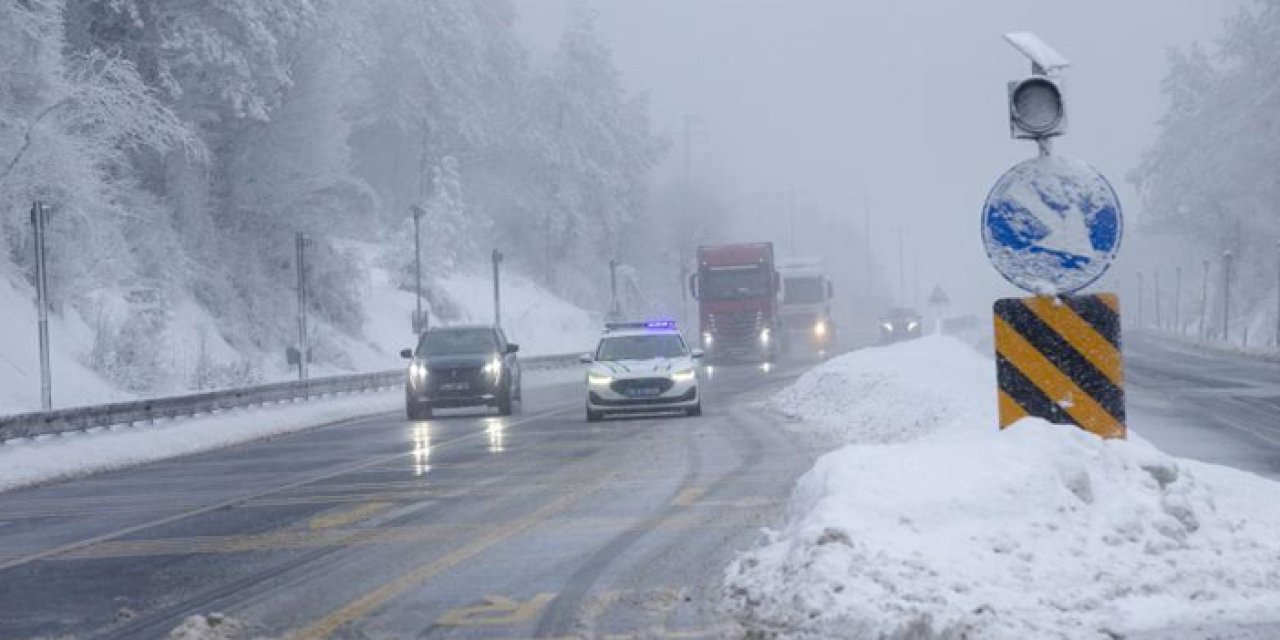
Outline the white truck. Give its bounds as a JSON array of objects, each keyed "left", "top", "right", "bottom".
[{"left": 778, "top": 257, "right": 836, "bottom": 357}]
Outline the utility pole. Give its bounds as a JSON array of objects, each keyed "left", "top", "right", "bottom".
[
  {"left": 898, "top": 225, "right": 906, "bottom": 305},
  {"left": 31, "top": 202, "right": 51, "bottom": 410},
  {"left": 1199, "top": 259, "right": 1210, "bottom": 340},
  {"left": 608, "top": 258, "right": 620, "bottom": 319},
  {"left": 863, "top": 199, "right": 872, "bottom": 300},
  {"left": 1222, "top": 250, "right": 1234, "bottom": 342},
  {"left": 1173, "top": 266, "right": 1182, "bottom": 335},
  {"left": 787, "top": 188, "right": 797, "bottom": 255},
  {"left": 912, "top": 249, "right": 920, "bottom": 308},
  {"left": 411, "top": 205, "right": 425, "bottom": 334},
  {"left": 492, "top": 249, "right": 504, "bottom": 327},
  {"left": 1153, "top": 270, "right": 1162, "bottom": 330},
  {"left": 296, "top": 232, "right": 310, "bottom": 381},
  {"left": 1275, "top": 240, "right": 1280, "bottom": 347}
]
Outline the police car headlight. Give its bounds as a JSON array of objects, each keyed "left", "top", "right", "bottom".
[
  {"left": 482, "top": 357, "right": 502, "bottom": 379},
  {"left": 813, "top": 320, "right": 828, "bottom": 337},
  {"left": 671, "top": 369, "right": 696, "bottom": 383},
  {"left": 588, "top": 372, "right": 613, "bottom": 386},
  {"left": 760, "top": 328, "right": 771, "bottom": 345}
]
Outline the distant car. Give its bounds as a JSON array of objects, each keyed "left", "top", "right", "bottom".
[
  {"left": 880, "top": 307, "right": 923, "bottom": 343},
  {"left": 401, "top": 325, "right": 521, "bottom": 420},
  {"left": 582, "top": 321, "right": 703, "bottom": 422}
]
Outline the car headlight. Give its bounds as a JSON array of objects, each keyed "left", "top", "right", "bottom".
[
  {"left": 588, "top": 372, "right": 613, "bottom": 386},
  {"left": 671, "top": 368, "right": 696, "bottom": 383},
  {"left": 907, "top": 321, "right": 919, "bottom": 331},
  {"left": 813, "top": 320, "right": 828, "bottom": 337},
  {"left": 881, "top": 322, "right": 894, "bottom": 331},
  {"left": 482, "top": 356, "right": 502, "bottom": 379},
  {"left": 760, "top": 328, "right": 771, "bottom": 345},
  {"left": 409, "top": 362, "right": 428, "bottom": 385}
]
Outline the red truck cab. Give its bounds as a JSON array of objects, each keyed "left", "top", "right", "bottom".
[{"left": 689, "top": 242, "right": 781, "bottom": 363}]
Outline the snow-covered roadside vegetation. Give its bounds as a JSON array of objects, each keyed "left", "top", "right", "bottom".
[
  {"left": 0, "top": 1, "right": 669, "bottom": 412},
  {"left": 726, "top": 336, "right": 1280, "bottom": 638}
]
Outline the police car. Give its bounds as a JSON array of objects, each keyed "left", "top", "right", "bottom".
[{"left": 579, "top": 320, "right": 703, "bottom": 422}]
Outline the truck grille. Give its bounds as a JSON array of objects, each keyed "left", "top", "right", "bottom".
[{"left": 707, "top": 311, "right": 765, "bottom": 344}]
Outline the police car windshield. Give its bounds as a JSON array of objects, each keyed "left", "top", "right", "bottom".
[
  {"left": 418, "top": 328, "right": 497, "bottom": 356},
  {"left": 597, "top": 334, "right": 686, "bottom": 361}
]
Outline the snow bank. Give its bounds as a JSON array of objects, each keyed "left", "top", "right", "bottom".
[
  {"left": 0, "top": 391, "right": 398, "bottom": 493},
  {"left": 727, "top": 336, "right": 1280, "bottom": 639}
]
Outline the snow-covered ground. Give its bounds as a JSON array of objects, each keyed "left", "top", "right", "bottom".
[
  {"left": 727, "top": 336, "right": 1280, "bottom": 639},
  {"left": 0, "top": 260, "right": 599, "bottom": 414}
]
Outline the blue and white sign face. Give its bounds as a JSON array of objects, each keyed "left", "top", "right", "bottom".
[{"left": 982, "top": 155, "right": 1123, "bottom": 295}]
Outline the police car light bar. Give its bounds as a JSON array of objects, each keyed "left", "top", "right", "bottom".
[{"left": 605, "top": 319, "right": 677, "bottom": 331}]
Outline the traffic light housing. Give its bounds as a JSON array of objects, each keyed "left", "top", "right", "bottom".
[{"left": 1008, "top": 75, "right": 1067, "bottom": 140}]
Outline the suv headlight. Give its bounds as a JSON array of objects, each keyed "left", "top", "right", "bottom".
[
  {"left": 482, "top": 357, "right": 502, "bottom": 379},
  {"left": 409, "top": 362, "right": 428, "bottom": 385},
  {"left": 588, "top": 372, "right": 613, "bottom": 386},
  {"left": 671, "top": 368, "right": 696, "bottom": 383}
]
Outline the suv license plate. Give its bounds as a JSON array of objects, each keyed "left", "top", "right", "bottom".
[{"left": 440, "top": 382, "right": 470, "bottom": 392}]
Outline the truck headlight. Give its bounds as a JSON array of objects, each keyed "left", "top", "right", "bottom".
[
  {"left": 813, "top": 320, "right": 828, "bottom": 337},
  {"left": 588, "top": 372, "right": 613, "bottom": 386},
  {"left": 482, "top": 357, "right": 502, "bottom": 380},
  {"left": 702, "top": 332, "right": 713, "bottom": 346},
  {"left": 671, "top": 369, "right": 696, "bottom": 383},
  {"left": 760, "top": 328, "right": 771, "bottom": 345}
]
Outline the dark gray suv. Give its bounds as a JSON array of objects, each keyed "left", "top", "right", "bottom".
[{"left": 401, "top": 326, "right": 522, "bottom": 420}]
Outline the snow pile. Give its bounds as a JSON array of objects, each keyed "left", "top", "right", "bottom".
[
  {"left": 728, "top": 336, "right": 1280, "bottom": 639},
  {"left": 167, "top": 613, "right": 247, "bottom": 640},
  {"left": 0, "top": 391, "right": 398, "bottom": 493},
  {"left": 772, "top": 336, "right": 990, "bottom": 445}
]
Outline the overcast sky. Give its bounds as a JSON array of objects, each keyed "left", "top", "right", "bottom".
[{"left": 517, "top": 1, "right": 1241, "bottom": 314}]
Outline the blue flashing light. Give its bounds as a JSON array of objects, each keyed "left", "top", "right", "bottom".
[{"left": 605, "top": 319, "right": 678, "bottom": 332}]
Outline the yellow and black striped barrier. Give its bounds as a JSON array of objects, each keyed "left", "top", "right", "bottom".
[{"left": 993, "top": 293, "right": 1125, "bottom": 439}]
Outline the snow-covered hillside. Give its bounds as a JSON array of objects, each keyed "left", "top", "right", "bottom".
[
  {"left": 0, "top": 266, "right": 599, "bottom": 414},
  {"left": 727, "top": 337, "right": 1280, "bottom": 639}
]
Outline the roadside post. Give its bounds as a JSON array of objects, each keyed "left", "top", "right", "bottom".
[
  {"left": 927, "top": 285, "right": 951, "bottom": 334},
  {"left": 492, "top": 249, "right": 504, "bottom": 328},
  {"left": 1200, "top": 259, "right": 1210, "bottom": 340},
  {"left": 31, "top": 202, "right": 51, "bottom": 410},
  {"left": 1222, "top": 250, "right": 1233, "bottom": 343},
  {"left": 295, "top": 232, "right": 311, "bottom": 381},
  {"left": 984, "top": 33, "right": 1126, "bottom": 439}
]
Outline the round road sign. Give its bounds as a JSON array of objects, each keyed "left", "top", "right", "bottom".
[{"left": 981, "top": 154, "right": 1123, "bottom": 295}]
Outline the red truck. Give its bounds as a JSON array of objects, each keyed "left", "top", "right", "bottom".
[{"left": 689, "top": 242, "right": 781, "bottom": 363}]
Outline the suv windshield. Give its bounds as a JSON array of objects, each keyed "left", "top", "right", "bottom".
[
  {"left": 783, "top": 277, "right": 825, "bottom": 304},
  {"left": 597, "top": 334, "right": 687, "bottom": 361},
  {"left": 700, "top": 266, "right": 772, "bottom": 300},
  {"left": 418, "top": 328, "right": 498, "bottom": 356}
]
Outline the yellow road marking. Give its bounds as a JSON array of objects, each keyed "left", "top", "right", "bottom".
[
  {"left": 437, "top": 593, "right": 556, "bottom": 626},
  {"left": 308, "top": 502, "right": 393, "bottom": 530},
  {"left": 995, "top": 317, "right": 1123, "bottom": 438},
  {"left": 288, "top": 478, "right": 601, "bottom": 639},
  {"left": 1023, "top": 296, "right": 1123, "bottom": 385},
  {"left": 670, "top": 488, "right": 705, "bottom": 506}
]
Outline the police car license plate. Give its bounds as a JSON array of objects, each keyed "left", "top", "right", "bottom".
[
  {"left": 440, "top": 382, "right": 470, "bottom": 392},
  {"left": 627, "top": 387, "right": 660, "bottom": 397}
]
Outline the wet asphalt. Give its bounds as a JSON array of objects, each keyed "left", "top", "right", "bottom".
[{"left": 0, "top": 361, "right": 816, "bottom": 640}]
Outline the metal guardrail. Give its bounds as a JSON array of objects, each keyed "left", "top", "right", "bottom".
[{"left": 0, "top": 353, "right": 583, "bottom": 443}]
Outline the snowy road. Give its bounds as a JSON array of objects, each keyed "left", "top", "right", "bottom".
[
  {"left": 0, "top": 362, "right": 814, "bottom": 639},
  {"left": 1126, "top": 333, "right": 1280, "bottom": 480}
]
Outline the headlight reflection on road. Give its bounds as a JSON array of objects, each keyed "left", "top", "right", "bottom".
[
  {"left": 411, "top": 424, "right": 432, "bottom": 477},
  {"left": 485, "top": 418, "right": 505, "bottom": 453}
]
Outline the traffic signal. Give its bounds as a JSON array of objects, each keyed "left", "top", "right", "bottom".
[{"left": 1008, "top": 75, "right": 1067, "bottom": 139}]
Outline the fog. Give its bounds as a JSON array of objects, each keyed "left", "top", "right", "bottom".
[{"left": 519, "top": 1, "right": 1240, "bottom": 317}]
